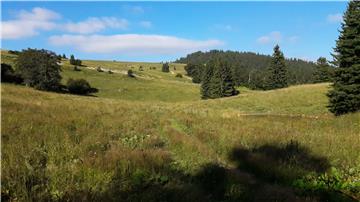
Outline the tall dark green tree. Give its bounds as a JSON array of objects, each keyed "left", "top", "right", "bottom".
[
  {"left": 70, "top": 54, "right": 76, "bottom": 65},
  {"left": 184, "top": 63, "right": 204, "bottom": 83},
  {"left": 200, "top": 63, "right": 214, "bottom": 99},
  {"left": 16, "top": 49, "right": 62, "bottom": 91},
  {"left": 328, "top": 1, "right": 360, "bottom": 115},
  {"left": 201, "top": 58, "right": 237, "bottom": 99},
  {"left": 219, "top": 60, "right": 238, "bottom": 97},
  {"left": 266, "top": 45, "right": 288, "bottom": 89},
  {"left": 313, "top": 57, "right": 333, "bottom": 83},
  {"left": 162, "top": 62, "right": 170, "bottom": 73}
]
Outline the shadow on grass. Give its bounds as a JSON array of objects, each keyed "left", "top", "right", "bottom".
[
  {"left": 4, "top": 141, "right": 355, "bottom": 202},
  {"left": 58, "top": 141, "right": 357, "bottom": 201}
]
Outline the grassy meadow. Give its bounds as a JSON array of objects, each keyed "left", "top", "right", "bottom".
[{"left": 1, "top": 50, "right": 360, "bottom": 201}]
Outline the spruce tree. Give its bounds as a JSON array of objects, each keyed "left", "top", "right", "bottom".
[
  {"left": 209, "top": 58, "right": 222, "bottom": 98},
  {"left": 328, "top": 1, "right": 360, "bottom": 115},
  {"left": 162, "top": 62, "right": 170, "bottom": 73},
  {"left": 70, "top": 54, "right": 76, "bottom": 65},
  {"left": 266, "top": 45, "right": 288, "bottom": 89},
  {"left": 219, "top": 60, "right": 238, "bottom": 97},
  {"left": 313, "top": 57, "right": 333, "bottom": 83},
  {"left": 200, "top": 63, "right": 214, "bottom": 99}
]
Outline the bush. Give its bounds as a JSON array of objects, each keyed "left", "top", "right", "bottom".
[
  {"left": 15, "top": 49, "right": 61, "bottom": 91},
  {"left": 139, "top": 66, "right": 144, "bottom": 71},
  {"left": 108, "top": 70, "right": 113, "bottom": 74},
  {"left": 128, "top": 70, "right": 135, "bottom": 77},
  {"left": 175, "top": 73, "right": 183, "bottom": 78},
  {"left": 73, "top": 66, "right": 81, "bottom": 71},
  {"left": 1, "top": 63, "right": 23, "bottom": 84},
  {"left": 97, "top": 67, "right": 104, "bottom": 72},
  {"left": 67, "top": 78, "right": 93, "bottom": 95}
]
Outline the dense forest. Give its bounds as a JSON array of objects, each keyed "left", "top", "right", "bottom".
[{"left": 176, "top": 50, "right": 319, "bottom": 89}]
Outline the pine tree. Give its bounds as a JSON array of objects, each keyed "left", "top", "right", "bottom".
[
  {"left": 219, "top": 60, "right": 238, "bottom": 97},
  {"left": 162, "top": 62, "right": 170, "bottom": 73},
  {"left": 313, "top": 57, "right": 333, "bottom": 83},
  {"left": 328, "top": 1, "right": 360, "bottom": 115},
  {"left": 266, "top": 45, "right": 288, "bottom": 90},
  {"left": 201, "top": 58, "right": 238, "bottom": 99},
  {"left": 200, "top": 63, "right": 214, "bottom": 99},
  {"left": 70, "top": 54, "right": 76, "bottom": 65},
  {"left": 209, "top": 59, "right": 222, "bottom": 98}
]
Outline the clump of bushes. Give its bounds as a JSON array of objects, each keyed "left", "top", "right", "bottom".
[
  {"left": 128, "top": 70, "right": 135, "bottom": 77},
  {"left": 1, "top": 63, "right": 23, "bottom": 84},
  {"left": 108, "top": 70, "right": 113, "bottom": 74},
  {"left": 67, "top": 78, "right": 93, "bottom": 95},
  {"left": 139, "top": 66, "right": 144, "bottom": 71},
  {"left": 175, "top": 73, "right": 183, "bottom": 78}
]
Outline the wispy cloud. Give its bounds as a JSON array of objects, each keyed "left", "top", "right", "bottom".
[
  {"left": 257, "top": 31, "right": 299, "bottom": 45},
  {"left": 1, "top": 7, "right": 60, "bottom": 39},
  {"left": 62, "top": 17, "right": 128, "bottom": 34},
  {"left": 139, "top": 21, "right": 152, "bottom": 28},
  {"left": 327, "top": 13, "right": 343, "bottom": 23},
  {"left": 257, "top": 31, "right": 282, "bottom": 45},
  {"left": 48, "top": 34, "right": 224, "bottom": 55}
]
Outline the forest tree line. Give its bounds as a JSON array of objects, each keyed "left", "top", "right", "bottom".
[{"left": 178, "top": 49, "right": 334, "bottom": 90}]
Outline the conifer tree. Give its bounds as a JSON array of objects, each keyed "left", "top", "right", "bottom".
[
  {"left": 328, "top": 1, "right": 360, "bottom": 115},
  {"left": 162, "top": 62, "right": 170, "bottom": 73},
  {"left": 266, "top": 45, "right": 288, "bottom": 89},
  {"left": 70, "top": 54, "right": 76, "bottom": 65},
  {"left": 209, "top": 59, "right": 222, "bottom": 98},
  {"left": 313, "top": 57, "right": 333, "bottom": 83},
  {"left": 219, "top": 60, "right": 238, "bottom": 97},
  {"left": 200, "top": 63, "right": 214, "bottom": 99}
]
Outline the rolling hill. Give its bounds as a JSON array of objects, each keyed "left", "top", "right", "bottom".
[{"left": 1, "top": 50, "right": 359, "bottom": 201}]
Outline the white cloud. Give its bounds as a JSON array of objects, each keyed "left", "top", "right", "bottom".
[
  {"left": 139, "top": 21, "right": 152, "bottom": 28},
  {"left": 327, "top": 13, "right": 343, "bottom": 23},
  {"left": 48, "top": 34, "right": 224, "bottom": 55},
  {"left": 1, "top": 7, "right": 60, "bottom": 39},
  {"left": 257, "top": 31, "right": 282, "bottom": 44},
  {"left": 62, "top": 17, "right": 128, "bottom": 34}
]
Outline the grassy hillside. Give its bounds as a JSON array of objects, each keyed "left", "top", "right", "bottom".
[{"left": 1, "top": 50, "right": 359, "bottom": 201}]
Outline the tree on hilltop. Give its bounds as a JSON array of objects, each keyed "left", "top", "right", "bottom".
[{"left": 266, "top": 45, "right": 288, "bottom": 90}]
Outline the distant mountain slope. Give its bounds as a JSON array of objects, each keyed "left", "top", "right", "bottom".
[{"left": 175, "top": 50, "right": 317, "bottom": 89}]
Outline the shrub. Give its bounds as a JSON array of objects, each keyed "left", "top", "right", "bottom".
[
  {"left": 108, "top": 70, "right": 113, "bottom": 74},
  {"left": 97, "top": 67, "right": 104, "bottom": 72},
  {"left": 175, "top": 73, "right": 183, "bottom": 78},
  {"left": 15, "top": 48, "right": 61, "bottom": 91},
  {"left": 128, "top": 70, "right": 135, "bottom": 77},
  {"left": 1, "top": 63, "right": 23, "bottom": 84},
  {"left": 139, "top": 66, "right": 144, "bottom": 71},
  {"left": 73, "top": 66, "right": 81, "bottom": 71},
  {"left": 67, "top": 78, "right": 92, "bottom": 95}
]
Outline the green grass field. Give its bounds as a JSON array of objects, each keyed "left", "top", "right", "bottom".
[{"left": 1, "top": 51, "right": 359, "bottom": 201}]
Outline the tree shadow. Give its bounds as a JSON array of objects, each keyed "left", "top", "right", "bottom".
[{"left": 18, "top": 141, "right": 355, "bottom": 202}]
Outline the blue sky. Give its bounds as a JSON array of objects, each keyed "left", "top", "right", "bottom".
[{"left": 1, "top": 2, "right": 347, "bottom": 62}]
